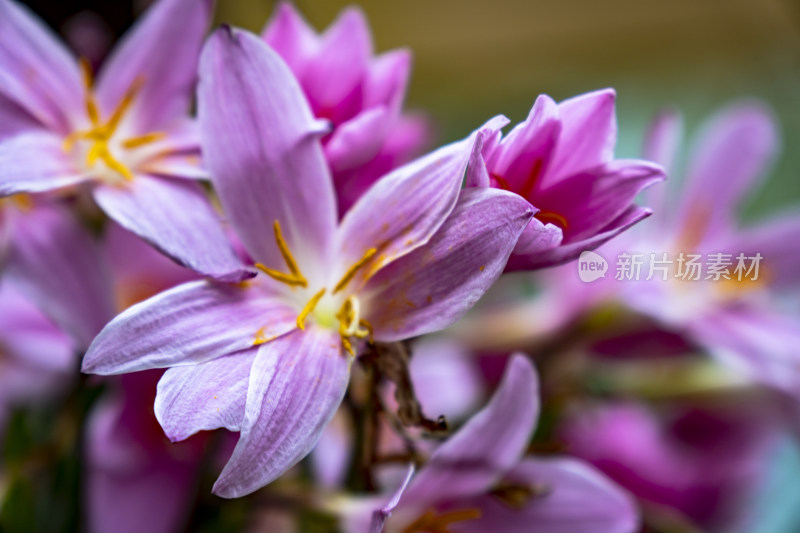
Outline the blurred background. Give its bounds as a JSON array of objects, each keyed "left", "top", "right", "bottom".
[{"left": 13, "top": 0, "right": 800, "bottom": 531}]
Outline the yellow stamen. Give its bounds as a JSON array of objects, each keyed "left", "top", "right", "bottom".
[
  {"left": 341, "top": 337, "right": 355, "bottom": 356},
  {"left": 122, "top": 132, "right": 166, "bottom": 149},
  {"left": 297, "top": 288, "right": 326, "bottom": 330},
  {"left": 255, "top": 263, "right": 308, "bottom": 287},
  {"left": 86, "top": 94, "right": 101, "bottom": 126},
  {"left": 79, "top": 57, "right": 94, "bottom": 90},
  {"left": 105, "top": 77, "right": 144, "bottom": 136},
  {"left": 357, "top": 319, "right": 374, "bottom": 342},
  {"left": 535, "top": 210, "right": 569, "bottom": 229},
  {"left": 273, "top": 220, "right": 304, "bottom": 279},
  {"left": 333, "top": 247, "right": 377, "bottom": 294}
]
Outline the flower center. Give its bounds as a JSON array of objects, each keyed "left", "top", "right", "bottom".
[
  {"left": 402, "top": 508, "right": 482, "bottom": 533},
  {"left": 253, "top": 220, "right": 376, "bottom": 355},
  {"left": 62, "top": 59, "right": 165, "bottom": 184}
]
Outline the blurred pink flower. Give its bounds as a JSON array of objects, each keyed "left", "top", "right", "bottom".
[
  {"left": 0, "top": 0, "right": 247, "bottom": 281},
  {"left": 263, "top": 2, "right": 433, "bottom": 214},
  {"left": 466, "top": 90, "right": 665, "bottom": 270},
  {"left": 342, "top": 356, "right": 639, "bottom": 533}
]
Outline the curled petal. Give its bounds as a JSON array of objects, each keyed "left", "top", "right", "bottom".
[
  {"left": 93, "top": 175, "right": 250, "bottom": 281},
  {"left": 155, "top": 348, "right": 257, "bottom": 441},
  {"left": 96, "top": 0, "right": 214, "bottom": 130},
  {"left": 363, "top": 187, "right": 533, "bottom": 342},
  {"left": 212, "top": 327, "right": 351, "bottom": 498},
  {"left": 325, "top": 106, "right": 391, "bottom": 173},
  {"left": 402, "top": 355, "right": 539, "bottom": 505},
  {"left": 198, "top": 26, "right": 337, "bottom": 270},
  {"left": 82, "top": 280, "right": 296, "bottom": 375}
]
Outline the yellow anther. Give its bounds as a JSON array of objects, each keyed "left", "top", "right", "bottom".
[
  {"left": 253, "top": 326, "right": 269, "bottom": 346},
  {"left": 122, "top": 132, "right": 166, "bottom": 149},
  {"left": 297, "top": 288, "right": 326, "bottom": 330},
  {"left": 79, "top": 57, "right": 94, "bottom": 90},
  {"left": 273, "top": 220, "right": 304, "bottom": 278},
  {"left": 357, "top": 319, "right": 374, "bottom": 342},
  {"left": 333, "top": 247, "right": 377, "bottom": 294},
  {"left": 255, "top": 263, "right": 308, "bottom": 287},
  {"left": 341, "top": 337, "right": 355, "bottom": 356},
  {"left": 105, "top": 76, "right": 144, "bottom": 136},
  {"left": 535, "top": 210, "right": 569, "bottom": 230}
]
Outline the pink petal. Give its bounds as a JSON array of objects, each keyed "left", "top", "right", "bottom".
[
  {"left": 261, "top": 2, "right": 317, "bottom": 76},
  {"left": 198, "top": 26, "right": 337, "bottom": 269},
  {"left": 337, "top": 116, "right": 507, "bottom": 287},
  {"left": 6, "top": 203, "right": 114, "bottom": 348},
  {"left": 93, "top": 175, "right": 250, "bottom": 281},
  {"left": 0, "top": 94, "right": 41, "bottom": 139},
  {"left": 460, "top": 458, "right": 639, "bottom": 533},
  {"left": 547, "top": 89, "right": 617, "bottom": 182},
  {"left": 155, "top": 348, "right": 257, "bottom": 441},
  {"left": 82, "top": 280, "right": 297, "bottom": 375},
  {"left": 325, "top": 106, "right": 391, "bottom": 173},
  {"left": 364, "top": 49, "right": 411, "bottom": 113},
  {"left": 363, "top": 187, "right": 533, "bottom": 342},
  {"left": 0, "top": 0, "right": 82, "bottom": 132},
  {"left": 212, "top": 327, "right": 351, "bottom": 497},
  {"left": 0, "top": 131, "right": 88, "bottom": 195},
  {"left": 95, "top": 0, "right": 213, "bottom": 131},
  {"left": 402, "top": 355, "right": 539, "bottom": 505}
]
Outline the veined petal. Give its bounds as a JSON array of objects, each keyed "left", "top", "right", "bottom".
[
  {"left": 301, "top": 7, "right": 371, "bottom": 123},
  {"left": 95, "top": 0, "right": 213, "bottom": 131},
  {"left": 678, "top": 101, "right": 779, "bottom": 244},
  {"left": 504, "top": 218, "right": 563, "bottom": 270},
  {"left": 548, "top": 89, "right": 617, "bottom": 182},
  {"left": 401, "top": 355, "right": 539, "bottom": 505},
  {"left": 261, "top": 2, "right": 318, "bottom": 75},
  {"left": 465, "top": 119, "right": 508, "bottom": 188},
  {"left": 82, "top": 280, "right": 296, "bottom": 375},
  {"left": 0, "top": 0, "right": 82, "bottom": 132},
  {"left": 325, "top": 106, "right": 391, "bottom": 173},
  {"left": 363, "top": 188, "right": 533, "bottom": 342},
  {"left": 198, "top": 26, "right": 337, "bottom": 270},
  {"left": 0, "top": 131, "right": 88, "bottom": 195},
  {"left": 459, "top": 458, "right": 639, "bottom": 533},
  {"left": 5, "top": 203, "right": 114, "bottom": 349},
  {"left": 337, "top": 116, "right": 508, "bottom": 286},
  {"left": 212, "top": 327, "right": 351, "bottom": 498},
  {"left": 93, "top": 175, "right": 250, "bottom": 281},
  {"left": 155, "top": 348, "right": 257, "bottom": 441}
]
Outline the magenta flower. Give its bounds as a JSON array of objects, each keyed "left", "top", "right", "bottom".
[
  {"left": 0, "top": 0, "right": 247, "bottom": 281},
  {"left": 466, "top": 90, "right": 665, "bottom": 270},
  {"left": 344, "top": 356, "right": 638, "bottom": 533},
  {"left": 262, "top": 2, "right": 431, "bottom": 214},
  {"left": 82, "top": 27, "right": 533, "bottom": 498},
  {"left": 559, "top": 400, "right": 779, "bottom": 531}
]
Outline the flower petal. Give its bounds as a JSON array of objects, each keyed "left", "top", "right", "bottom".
[
  {"left": 198, "top": 26, "right": 337, "bottom": 269},
  {"left": 369, "top": 464, "right": 416, "bottom": 533},
  {"left": 363, "top": 187, "right": 533, "bottom": 342},
  {"left": 641, "top": 108, "right": 681, "bottom": 221},
  {"left": 401, "top": 355, "right": 539, "bottom": 505},
  {"left": 212, "top": 327, "right": 351, "bottom": 498},
  {"left": 95, "top": 0, "right": 213, "bottom": 131},
  {"left": 93, "top": 175, "right": 250, "bottom": 281},
  {"left": 82, "top": 280, "right": 296, "bottom": 375},
  {"left": 155, "top": 348, "right": 257, "bottom": 441},
  {"left": 301, "top": 7, "right": 371, "bottom": 123},
  {"left": 5, "top": 203, "right": 114, "bottom": 348},
  {"left": 679, "top": 100, "right": 778, "bottom": 242},
  {"left": 337, "top": 116, "right": 508, "bottom": 286},
  {"left": 510, "top": 204, "right": 652, "bottom": 270},
  {"left": 325, "top": 106, "right": 391, "bottom": 173},
  {"left": 261, "top": 2, "right": 317, "bottom": 74},
  {"left": 547, "top": 89, "right": 617, "bottom": 181},
  {"left": 0, "top": 131, "right": 88, "bottom": 195},
  {"left": 364, "top": 49, "right": 411, "bottom": 113},
  {"left": 0, "top": 94, "right": 41, "bottom": 140},
  {"left": 0, "top": 0, "right": 82, "bottom": 132},
  {"left": 460, "top": 458, "right": 639, "bottom": 533}
]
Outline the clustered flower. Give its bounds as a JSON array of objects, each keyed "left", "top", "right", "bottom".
[{"left": 0, "top": 1, "right": 797, "bottom": 532}]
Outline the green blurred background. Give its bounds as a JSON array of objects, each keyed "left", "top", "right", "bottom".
[{"left": 217, "top": 0, "right": 800, "bottom": 219}]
